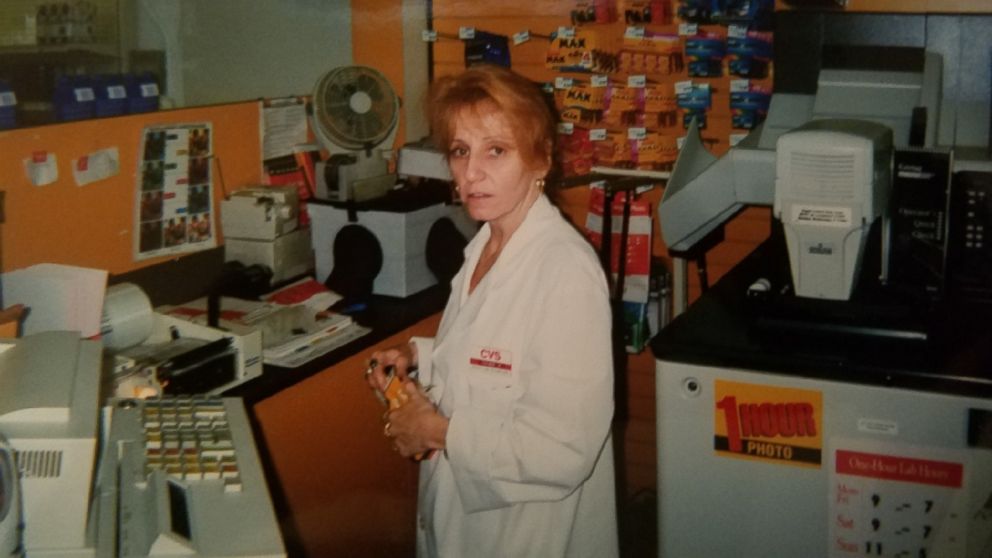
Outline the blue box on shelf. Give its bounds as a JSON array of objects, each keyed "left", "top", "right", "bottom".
[
  {"left": 54, "top": 75, "right": 96, "bottom": 121},
  {"left": 94, "top": 74, "right": 128, "bottom": 118},
  {"left": 126, "top": 73, "right": 160, "bottom": 114},
  {"left": 0, "top": 80, "right": 17, "bottom": 130}
]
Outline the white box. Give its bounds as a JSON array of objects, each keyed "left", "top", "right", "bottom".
[
  {"left": 221, "top": 186, "right": 299, "bottom": 241},
  {"left": 309, "top": 202, "right": 476, "bottom": 298},
  {"left": 224, "top": 227, "right": 313, "bottom": 283}
]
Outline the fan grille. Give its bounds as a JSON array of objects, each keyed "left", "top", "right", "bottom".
[{"left": 313, "top": 66, "right": 399, "bottom": 150}]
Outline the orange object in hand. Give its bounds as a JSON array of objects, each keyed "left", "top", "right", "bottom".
[
  {"left": 378, "top": 366, "right": 431, "bottom": 461},
  {"left": 382, "top": 370, "right": 410, "bottom": 410}
]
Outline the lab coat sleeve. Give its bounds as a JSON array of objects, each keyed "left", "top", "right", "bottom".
[
  {"left": 410, "top": 336, "right": 435, "bottom": 387},
  {"left": 445, "top": 246, "right": 614, "bottom": 512}
]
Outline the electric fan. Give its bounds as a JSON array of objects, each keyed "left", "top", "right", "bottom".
[{"left": 311, "top": 65, "right": 400, "bottom": 202}]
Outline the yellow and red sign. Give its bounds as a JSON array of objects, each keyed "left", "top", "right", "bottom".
[{"left": 714, "top": 380, "right": 823, "bottom": 468}]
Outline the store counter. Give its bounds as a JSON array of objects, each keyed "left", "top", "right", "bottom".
[
  {"left": 227, "top": 286, "right": 447, "bottom": 558},
  {"left": 111, "top": 249, "right": 448, "bottom": 557},
  {"left": 651, "top": 236, "right": 992, "bottom": 558}
]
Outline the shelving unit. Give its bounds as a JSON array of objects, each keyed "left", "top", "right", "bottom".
[{"left": 0, "top": 0, "right": 129, "bottom": 127}]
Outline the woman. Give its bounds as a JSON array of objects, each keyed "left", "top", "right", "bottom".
[{"left": 366, "top": 65, "right": 617, "bottom": 558}]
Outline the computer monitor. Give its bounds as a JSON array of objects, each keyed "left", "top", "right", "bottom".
[
  {"left": 0, "top": 331, "right": 102, "bottom": 558},
  {"left": 0, "top": 435, "right": 21, "bottom": 557}
]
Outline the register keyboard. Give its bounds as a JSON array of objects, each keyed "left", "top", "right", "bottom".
[{"left": 96, "top": 396, "right": 286, "bottom": 558}]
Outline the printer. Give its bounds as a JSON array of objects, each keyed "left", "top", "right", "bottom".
[
  {"left": 661, "top": 48, "right": 951, "bottom": 302},
  {"left": 659, "top": 45, "right": 992, "bottom": 339},
  {"left": 773, "top": 119, "right": 893, "bottom": 300},
  {"left": 221, "top": 186, "right": 313, "bottom": 283}
]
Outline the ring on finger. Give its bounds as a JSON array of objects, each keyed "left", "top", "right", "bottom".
[{"left": 364, "top": 359, "right": 378, "bottom": 378}]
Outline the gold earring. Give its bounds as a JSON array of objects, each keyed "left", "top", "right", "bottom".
[{"left": 535, "top": 178, "right": 545, "bottom": 192}]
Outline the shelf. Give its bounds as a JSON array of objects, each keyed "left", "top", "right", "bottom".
[
  {"left": 775, "top": 0, "right": 991, "bottom": 13},
  {"left": 0, "top": 42, "right": 119, "bottom": 59}
]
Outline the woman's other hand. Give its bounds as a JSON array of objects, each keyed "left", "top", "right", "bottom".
[
  {"left": 384, "top": 381, "right": 447, "bottom": 459},
  {"left": 365, "top": 341, "right": 418, "bottom": 393}
]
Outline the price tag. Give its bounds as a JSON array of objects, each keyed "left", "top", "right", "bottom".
[
  {"left": 628, "top": 127, "right": 647, "bottom": 140},
  {"left": 624, "top": 26, "right": 645, "bottom": 39},
  {"left": 557, "top": 26, "right": 575, "bottom": 38},
  {"left": 140, "top": 83, "right": 160, "bottom": 97},
  {"left": 513, "top": 30, "right": 530, "bottom": 45},
  {"left": 730, "top": 79, "right": 750, "bottom": 93},
  {"left": 590, "top": 128, "right": 607, "bottom": 141},
  {"left": 627, "top": 75, "right": 647, "bottom": 88},
  {"left": 674, "top": 80, "right": 693, "bottom": 95},
  {"left": 557, "top": 122, "right": 575, "bottom": 135},
  {"left": 728, "top": 24, "right": 748, "bottom": 39},
  {"left": 74, "top": 87, "right": 95, "bottom": 102},
  {"left": 421, "top": 30, "right": 438, "bottom": 42},
  {"left": 458, "top": 27, "right": 475, "bottom": 40},
  {"left": 554, "top": 77, "right": 575, "bottom": 89},
  {"left": 107, "top": 85, "right": 127, "bottom": 99},
  {"left": 678, "top": 23, "right": 698, "bottom": 36},
  {"left": 591, "top": 75, "right": 609, "bottom": 88},
  {"left": 0, "top": 91, "right": 17, "bottom": 107}
]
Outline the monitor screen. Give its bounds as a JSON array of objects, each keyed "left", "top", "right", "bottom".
[{"left": 0, "top": 440, "right": 20, "bottom": 555}]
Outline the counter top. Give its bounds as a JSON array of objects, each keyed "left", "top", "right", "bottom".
[
  {"left": 651, "top": 233, "right": 992, "bottom": 398},
  {"left": 224, "top": 284, "right": 448, "bottom": 404}
]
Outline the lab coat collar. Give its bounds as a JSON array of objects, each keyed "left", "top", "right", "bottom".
[
  {"left": 462, "top": 194, "right": 558, "bottom": 264},
  {"left": 457, "top": 195, "right": 557, "bottom": 304}
]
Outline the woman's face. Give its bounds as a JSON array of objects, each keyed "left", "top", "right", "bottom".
[{"left": 447, "top": 105, "right": 547, "bottom": 227}]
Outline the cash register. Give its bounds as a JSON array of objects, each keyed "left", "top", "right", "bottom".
[{"left": 0, "top": 331, "right": 286, "bottom": 557}]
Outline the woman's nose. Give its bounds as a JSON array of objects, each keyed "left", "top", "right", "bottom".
[{"left": 463, "top": 152, "right": 484, "bottom": 181}]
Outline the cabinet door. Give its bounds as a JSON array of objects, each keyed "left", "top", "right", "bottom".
[{"left": 254, "top": 313, "right": 441, "bottom": 558}]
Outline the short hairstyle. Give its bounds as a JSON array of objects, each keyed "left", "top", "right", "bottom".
[{"left": 428, "top": 65, "right": 556, "bottom": 175}]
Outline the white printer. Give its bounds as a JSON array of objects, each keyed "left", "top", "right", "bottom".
[{"left": 220, "top": 186, "right": 313, "bottom": 283}]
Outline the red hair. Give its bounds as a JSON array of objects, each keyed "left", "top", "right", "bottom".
[{"left": 428, "top": 65, "right": 556, "bottom": 174}]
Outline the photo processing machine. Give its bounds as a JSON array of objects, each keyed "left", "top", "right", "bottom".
[
  {"left": 653, "top": 45, "right": 992, "bottom": 558},
  {"left": 658, "top": 48, "right": 971, "bottom": 309},
  {"left": 0, "top": 331, "right": 286, "bottom": 557}
]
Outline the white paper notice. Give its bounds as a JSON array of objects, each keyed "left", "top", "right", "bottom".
[
  {"left": 1, "top": 263, "right": 108, "bottom": 337},
  {"left": 828, "top": 438, "right": 970, "bottom": 558},
  {"left": 22, "top": 152, "right": 58, "bottom": 186},
  {"left": 261, "top": 99, "right": 308, "bottom": 161},
  {"left": 73, "top": 147, "right": 120, "bottom": 186}
]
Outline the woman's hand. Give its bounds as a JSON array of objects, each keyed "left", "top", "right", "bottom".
[
  {"left": 384, "top": 381, "right": 448, "bottom": 459},
  {"left": 365, "top": 341, "right": 418, "bottom": 393}
]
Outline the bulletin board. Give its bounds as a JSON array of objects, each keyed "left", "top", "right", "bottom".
[{"left": 0, "top": 101, "right": 262, "bottom": 276}]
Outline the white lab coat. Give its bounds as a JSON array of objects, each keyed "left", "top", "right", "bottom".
[{"left": 411, "top": 195, "right": 618, "bottom": 558}]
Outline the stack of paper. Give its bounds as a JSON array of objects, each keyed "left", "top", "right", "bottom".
[
  {"left": 262, "top": 313, "right": 370, "bottom": 368},
  {"left": 159, "top": 282, "right": 368, "bottom": 368}
]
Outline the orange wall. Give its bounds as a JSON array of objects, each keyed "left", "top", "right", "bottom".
[
  {"left": 351, "top": 0, "right": 409, "bottom": 152},
  {"left": 0, "top": 102, "right": 263, "bottom": 275}
]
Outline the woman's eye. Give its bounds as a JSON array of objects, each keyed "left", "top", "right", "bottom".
[
  {"left": 450, "top": 146, "right": 468, "bottom": 158},
  {"left": 488, "top": 146, "right": 505, "bottom": 156}
]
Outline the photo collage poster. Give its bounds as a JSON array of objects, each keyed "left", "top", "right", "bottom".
[{"left": 134, "top": 123, "right": 217, "bottom": 259}]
